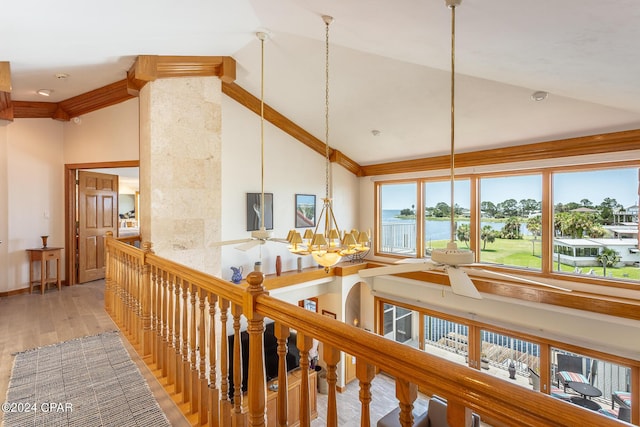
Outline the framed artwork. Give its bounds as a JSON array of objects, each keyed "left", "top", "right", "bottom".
[
  {"left": 295, "top": 194, "right": 316, "bottom": 228},
  {"left": 322, "top": 309, "right": 336, "bottom": 319},
  {"left": 246, "top": 193, "right": 273, "bottom": 231}
]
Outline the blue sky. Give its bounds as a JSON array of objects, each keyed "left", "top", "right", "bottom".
[{"left": 381, "top": 168, "right": 638, "bottom": 210}]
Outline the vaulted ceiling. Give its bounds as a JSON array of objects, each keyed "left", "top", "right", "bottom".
[{"left": 2, "top": 0, "right": 640, "bottom": 169}]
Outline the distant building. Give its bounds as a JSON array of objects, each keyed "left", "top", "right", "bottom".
[{"left": 554, "top": 237, "right": 640, "bottom": 267}]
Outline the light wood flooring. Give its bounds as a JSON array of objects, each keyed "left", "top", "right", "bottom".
[
  {"left": 0, "top": 281, "right": 458, "bottom": 426},
  {"left": 0, "top": 280, "right": 190, "bottom": 427}
]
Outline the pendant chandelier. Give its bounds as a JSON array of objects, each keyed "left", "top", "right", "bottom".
[{"left": 287, "top": 15, "right": 369, "bottom": 271}]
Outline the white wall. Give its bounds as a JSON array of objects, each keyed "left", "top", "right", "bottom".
[
  {"left": 5, "top": 119, "right": 64, "bottom": 292},
  {"left": 64, "top": 99, "right": 139, "bottom": 164},
  {"left": 219, "top": 96, "right": 361, "bottom": 281},
  {"left": 0, "top": 100, "right": 140, "bottom": 293}
]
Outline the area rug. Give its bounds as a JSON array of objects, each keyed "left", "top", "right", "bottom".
[{"left": 3, "top": 331, "right": 170, "bottom": 427}]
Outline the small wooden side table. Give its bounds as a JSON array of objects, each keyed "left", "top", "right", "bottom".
[{"left": 26, "top": 247, "right": 63, "bottom": 294}]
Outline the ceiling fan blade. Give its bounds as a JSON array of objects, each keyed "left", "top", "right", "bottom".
[
  {"left": 212, "top": 238, "right": 253, "bottom": 247},
  {"left": 395, "top": 257, "right": 439, "bottom": 266},
  {"left": 270, "top": 238, "right": 290, "bottom": 244},
  {"left": 473, "top": 269, "right": 572, "bottom": 292},
  {"left": 235, "top": 239, "right": 262, "bottom": 251},
  {"left": 445, "top": 267, "right": 483, "bottom": 299},
  {"left": 359, "top": 261, "right": 439, "bottom": 278}
]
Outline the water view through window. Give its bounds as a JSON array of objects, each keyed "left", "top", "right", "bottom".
[{"left": 377, "top": 166, "right": 639, "bottom": 281}]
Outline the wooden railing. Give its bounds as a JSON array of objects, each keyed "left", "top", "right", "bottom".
[{"left": 104, "top": 235, "right": 632, "bottom": 426}]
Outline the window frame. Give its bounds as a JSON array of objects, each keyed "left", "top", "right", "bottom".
[{"left": 374, "top": 160, "right": 639, "bottom": 288}]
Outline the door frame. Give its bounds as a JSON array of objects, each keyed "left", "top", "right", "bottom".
[{"left": 64, "top": 160, "right": 139, "bottom": 286}]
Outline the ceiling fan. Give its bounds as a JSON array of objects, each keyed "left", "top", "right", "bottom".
[
  {"left": 214, "top": 31, "right": 288, "bottom": 252},
  {"left": 359, "top": 0, "right": 571, "bottom": 299}
]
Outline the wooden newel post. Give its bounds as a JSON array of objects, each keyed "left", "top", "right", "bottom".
[
  {"left": 245, "top": 268, "right": 268, "bottom": 427},
  {"left": 141, "top": 241, "right": 154, "bottom": 356},
  {"left": 104, "top": 231, "right": 113, "bottom": 313}
]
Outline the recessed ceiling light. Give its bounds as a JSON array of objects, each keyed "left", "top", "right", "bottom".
[
  {"left": 371, "top": 129, "right": 381, "bottom": 136},
  {"left": 531, "top": 91, "right": 548, "bottom": 101},
  {"left": 37, "top": 89, "right": 52, "bottom": 97}
]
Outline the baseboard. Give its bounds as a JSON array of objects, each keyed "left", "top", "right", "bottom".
[{"left": 0, "top": 281, "right": 70, "bottom": 297}]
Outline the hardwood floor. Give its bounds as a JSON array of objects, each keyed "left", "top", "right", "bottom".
[
  {"left": 0, "top": 280, "right": 190, "bottom": 427},
  {"left": 0, "top": 281, "right": 468, "bottom": 426}
]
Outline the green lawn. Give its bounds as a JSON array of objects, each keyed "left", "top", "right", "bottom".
[{"left": 427, "top": 236, "right": 640, "bottom": 281}]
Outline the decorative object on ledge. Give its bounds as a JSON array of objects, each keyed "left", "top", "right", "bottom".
[
  {"left": 275, "top": 255, "right": 282, "bottom": 276},
  {"left": 286, "top": 15, "right": 369, "bottom": 271},
  {"left": 230, "top": 266, "right": 243, "bottom": 284},
  {"left": 40, "top": 235, "right": 48, "bottom": 248}
]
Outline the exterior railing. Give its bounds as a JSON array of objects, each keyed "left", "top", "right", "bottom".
[
  {"left": 380, "top": 222, "right": 416, "bottom": 254},
  {"left": 105, "top": 235, "right": 633, "bottom": 426}
]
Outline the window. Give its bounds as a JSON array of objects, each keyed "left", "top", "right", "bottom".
[
  {"left": 424, "top": 179, "right": 470, "bottom": 256},
  {"left": 379, "top": 182, "right": 417, "bottom": 255},
  {"left": 424, "top": 314, "right": 468, "bottom": 366},
  {"left": 375, "top": 163, "right": 639, "bottom": 283},
  {"left": 553, "top": 167, "right": 639, "bottom": 281},
  {"left": 479, "top": 174, "right": 542, "bottom": 270},
  {"left": 480, "top": 329, "right": 540, "bottom": 386},
  {"left": 383, "top": 303, "right": 417, "bottom": 346}
]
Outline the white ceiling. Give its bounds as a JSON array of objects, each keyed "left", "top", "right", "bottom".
[{"left": 4, "top": 0, "right": 640, "bottom": 166}]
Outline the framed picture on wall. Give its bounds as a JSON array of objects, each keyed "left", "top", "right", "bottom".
[
  {"left": 246, "top": 193, "right": 273, "bottom": 231},
  {"left": 322, "top": 309, "right": 337, "bottom": 319},
  {"left": 295, "top": 194, "right": 316, "bottom": 228}
]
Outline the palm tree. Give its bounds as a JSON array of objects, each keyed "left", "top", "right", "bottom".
[
  {"left": 481, "top": 225, "right": 497, "bottom": 250},
  {"left": 597, "top": 248, "right": 621, "bottom": 277}
]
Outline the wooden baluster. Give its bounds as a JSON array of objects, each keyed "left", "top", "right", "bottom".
[
  {"left": 297, "top": 332, "right": 313, "bottom": 427},
  {"left": 356, "top": 358, "right": 376, "bottom": 427},
  {"left": 167, "top": 274, "right": 176, "bottom": 386},
  {"left": 198, "top": 289, "right": 208, "bottom": 425},
  {"left": 231, "top": 304, "right": 243, "bottom": 425},
  {"left": 133, "top": 259, "right": 141, "bottom": 347},
  {"left": 125, "top": 254, "right": 133, "bottom": 336},
  {"left": 157, "top": 268, "right": 166, "bottom": 374},
  {"left": 208, "top": 293, "right": 220, "bottom": 427},
  {"left": 150, "top": 265, "right": 159, "bottom": 366},
  {"left": 141, "top": 242, "right": 153, "bottom": 356},
  {"left": 189, "top": 284, "right": 197, "bottom": 410},
  {"left": 174, "top": 277, "right": 183, "bottom": 395},
  {"left": 245, "top": 269, "right": 267, "bottom": 427},
  {"left": 323, "top": 344, "right": 341, "bottom": 427},
  {"left": 274, "top": 323, "right": 290, "bottom": 427},
  {"left": 447, "top": 398, "right": 472, "bottom": 427},
  {"left": 181, "top": 280, "right": 190, "bottom": 405},
  {"left": 161, "top": 270, "right": 169, "bottom": 378},
  {"left": 395, "top": 377, "right": 417, "bottom": 427},
  {"left": 219, "top": 299, "right": 231, "bottom": 427}
]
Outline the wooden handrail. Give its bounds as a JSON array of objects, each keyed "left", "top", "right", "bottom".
[{"left": 104, "top": 236, "right": 634, "bottom": 426}]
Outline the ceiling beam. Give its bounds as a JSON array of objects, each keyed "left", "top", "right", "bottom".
[
  {"left": 222, "top": 81, "right": 364, "bottom": 176},
  {"left": 360, "top": 129, "right": 640, "bottom": 176},
  {"left": 0, "top": 62, "right": 13, "bottom": 121}
]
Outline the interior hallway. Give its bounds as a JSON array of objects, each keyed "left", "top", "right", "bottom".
[
  {"left": 0, "top": 281, "right": 190, "bottom": 426},
  {"left": 0, "top": 281, "right": 438, "bottom": 426}
]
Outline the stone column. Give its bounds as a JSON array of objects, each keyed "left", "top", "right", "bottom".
[{"left": 138, "top": 75, "right": 221, "bottom": 275}]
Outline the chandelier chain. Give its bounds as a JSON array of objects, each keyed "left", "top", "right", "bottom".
[
  {"left": 449, "top": 3, "right": 456, "bottom": 243},
  {"left": 260, "top": 35, "right": 266, "bottom": 230},
  {"left": 324, "top": 18, "right": 331, "bottom": 201}
]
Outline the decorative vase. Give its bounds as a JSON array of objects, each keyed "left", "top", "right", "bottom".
[
  {"left": 41, "top": 235, "right": 49, "bottom": 248},
  {"left": 297, "top": 257, "right": 302, "bottom": 272},
  {"left": 230, "top": 266, "right": 243, "bottom": 284},
  {"left": 275, "top": 255, "right": 282, "bottom": 276}
]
